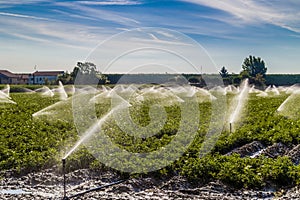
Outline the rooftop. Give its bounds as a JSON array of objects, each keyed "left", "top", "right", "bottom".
[
  {"left": 33, "top": 71, "right": 64, "bottom": 76},
  {"left": 0, "top": 70, "right": 19, "bottom": 78}
]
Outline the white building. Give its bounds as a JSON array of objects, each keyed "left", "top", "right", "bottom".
[{"left": 29, "top": 71, "right": 64, "bottom": 84}]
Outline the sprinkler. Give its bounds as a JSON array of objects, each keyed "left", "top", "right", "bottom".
[
  {"left": 229, "top": 122, "right": 232, "bottom": 133},
  {"left": 62, "top": 158, "right": 69, "bottom": 200},
  {"left": 61, "top": 159, "right": 129, "bottom": 199}
]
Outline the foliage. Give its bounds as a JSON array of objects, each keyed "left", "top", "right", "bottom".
[
  {"left": 57, "top": 71, "right": 73, "bottom": 85},
  {"left": 76, "top": 62, "right": 97, "bottom": 75},
  {"left": 240, "top": 55, "right": 267, "bottom": 87},
  {"left": 0, "top": 93, "right": 77, "bottom": 174},
  {"left": 1, "top": 90, "right": 300, "bottom": 190},
  {"left": 181, "top": 154, "right": 298, "bottom": 189},
  {"left": 253, "top": 73, "right": 266, "bottom": 89},
  {"left": 232, "top": 76, "right": 241, "bottom": 86},
  {"left": 219, "top": 66, "right": 229, "bottom": 78},
  {"left": 242, "top": 55, "right": 267, "bottom": 78},
  {"left": 64, "top": 147, "right": 96, "bottom": 173},
  {"left": 0, "top": 85, "right": 53, "bottom": 92},
  {"left": 71, "top": 62, "right": 108, "bottom": 85}
]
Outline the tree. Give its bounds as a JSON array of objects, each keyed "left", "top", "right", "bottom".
[
  {"left": 58, "top": 71, "right": 72, "bottom": 84},
  {"left": 219, "top": 66, "right": 229, "bottom": 78},
  {"left": 71, "top": 66, "right": 80, "bottom": 81},
  {"left": 253, "top": 73, "right": 266, "bottom": 89},
  {"left": 240, "top": 55, "right": 267, "bottom": 87},
  {"left": 242, "top": 55, "right": 267, "bottom": 77},
  {"left": 76, "top": 62, "right": 97, "bottom": 75},
  {"left": 188, "top": 76, "right": 200, "bottom": 84},
  {"left": 232, "top": 76, "right": 241, "bottom": 86},
  {"left": 71, "top": 62, "right": 108, "bottom": 85},
  {"left": 97, "top": 72, "right": 109, "bottom": 84},
  {"left": 239, "top": 70, "right": 250, "bottom": 80}
]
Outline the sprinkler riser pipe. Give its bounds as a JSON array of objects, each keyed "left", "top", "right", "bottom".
[{"left": 62, "top": 158, "right": 67, "bottom": 200}]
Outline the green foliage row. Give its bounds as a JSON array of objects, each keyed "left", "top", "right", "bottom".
[
  {"left": 0, "top": 93, "right": 77, "bottom": 173},
  {"left": 0, "top": 85, "right": 50, "bottom": 92},
  {"left": 181, "top": 154, "right": 300, "bottom": 189},
  {"left": 1, "top": 91, "right": 300, "bottom": 190},
  {"left": 214, "top": 94, "right": 300, "bottom": 153}
]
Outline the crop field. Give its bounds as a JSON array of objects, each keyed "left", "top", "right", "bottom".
[{"left": 1, "top": 84, "right": 300, "bottom": 190}]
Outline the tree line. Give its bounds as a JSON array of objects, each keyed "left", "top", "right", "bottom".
[
  {"left": 57, "top": 55, "right": 268, "bottom": 87},
  {"left": 57, "top": 62, "right": 108, "bottom": 85}
]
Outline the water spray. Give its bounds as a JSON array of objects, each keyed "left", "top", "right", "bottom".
[{"left": 228, "top": 79, "right": 249, "bottom": 132}]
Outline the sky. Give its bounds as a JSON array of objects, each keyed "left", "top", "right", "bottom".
[{"left": 0, "top": 0, "right": 300, "bottom": 74}]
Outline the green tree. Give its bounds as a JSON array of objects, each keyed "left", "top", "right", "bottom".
[
  {"left": 188, "top": 76, "right": 200, "bottom": 84},
  {"left": 58, "top": 71, "right": 72, "bottom": 84},
  {"left": 253, "top": 73, "right": 266, "bottom": 89},
  {"left": 71, "top": 67, "right": 80, "bottom": 81},
  {"left": 242, "top": 55, "right": 267, "bottom": 78},
  {"left": 240, "top": 70, "right": 250, "bottom": 80},
  {"left": 72, "top": 62, "right": 108, "bottom": 85},
  {"left": 219, "top": 66, "right": 229, "bottom": 78},
  {"left": 97, "top": 73, "right": 109, "bottom": 84},
  {"left": 241, "top": 55, "right": 267, "bottom": 87},
  {"left": 232, "top": 76, "right": 241, "bottom": 86},
  {"left": 76, "top": 62, "right": 97, "bottom": 75},
  {"left": 188, "top": 76, "right": 206, "bottom": 87}
]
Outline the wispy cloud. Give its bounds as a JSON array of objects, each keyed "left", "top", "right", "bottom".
[
  {"left": 181, "top": 0, "right": 300, "bottom": 33},
  {"left": 55, "top": 1, "right": 140, "bottom": 26},
  {"left": 0, "top": 0, "right": 51, "bottom": 7},
  {"left": 77, "top": 0, "right": 142, "bottom": 6},
  {"left": 0, "top": 16, "right": 114, "bottom": 50},
  {"left": 0, "top": 12, "right": 51, "bottom": 21},
  {"left": 129, "top": 29, "right": 194, "bottom": 46},
  {"left": 52, "top": 9, "right": 98, "bottom": 21}
]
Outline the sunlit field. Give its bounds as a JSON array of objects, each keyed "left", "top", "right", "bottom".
[{"left": 1, "top": 82, "right": 300, "bottom": 190}]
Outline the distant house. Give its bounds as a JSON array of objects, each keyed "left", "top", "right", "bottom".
[
  {"left": 16, "top": 74, "right": 30, "bottom": 85},
  {"left": 0, "top": 70, "right": 19, "bottom": 84},
  {"left": 29, "top": 71, "right": 64, "bottom": 84},
  {"left": 0, "top": 70, "right": 31, "bottom": 84}
]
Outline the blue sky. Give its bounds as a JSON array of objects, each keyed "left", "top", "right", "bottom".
[{"left": 0, "top": 0, "right": 300, "bottom": 74}]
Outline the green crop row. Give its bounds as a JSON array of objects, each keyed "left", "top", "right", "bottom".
[
  {"left": 1, "top": 92, "right": 300, "bottom": 190},
  {"left": 0, "top": 93, "right": 77, "bottom": 173}
]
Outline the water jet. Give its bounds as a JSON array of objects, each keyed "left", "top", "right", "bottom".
[{"left": 228, "top": 79, "right": 249, "bottom": 132}]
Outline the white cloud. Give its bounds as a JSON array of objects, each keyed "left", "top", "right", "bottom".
[
  {"left": 181, "top": 0, "right": 300, "bottom": 33},
  {"left": 0, "top": 16, "right": 115, "bottom": 50},
  {"left": 0, "top": 0, "right": 51, "bottom": 7},
  {"left": 0, "top": 12, "right": 52, "bottom": 21},
  {"left": 52, "top": 9, "right": 98, "bottom": 21},
  {"left": 54, "top": 1, "right": 140, "bottom": 26},
  {"left": 77, "top": 0, "right": 141, "bottom": 6}
]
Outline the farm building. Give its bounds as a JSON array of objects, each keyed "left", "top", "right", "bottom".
[
  {"left": 29, "top": 71, "right": 64, "bottom": 84},
  {"left": 16, "top": 74, "right": 30, "bottom": 85},
  {"left": 0, "top": 70, "right": 19, "bottom": 84}
]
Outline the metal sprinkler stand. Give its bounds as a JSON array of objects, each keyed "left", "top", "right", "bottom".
[
  {"left": 229, "top": 122, "right": 232, "bottom": 133},
  {"left": 62, "top": 159, "right": 128, "bottom": 199},
  {"left": 62, "top": 158, "right": 69, "bottom": 200}
]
